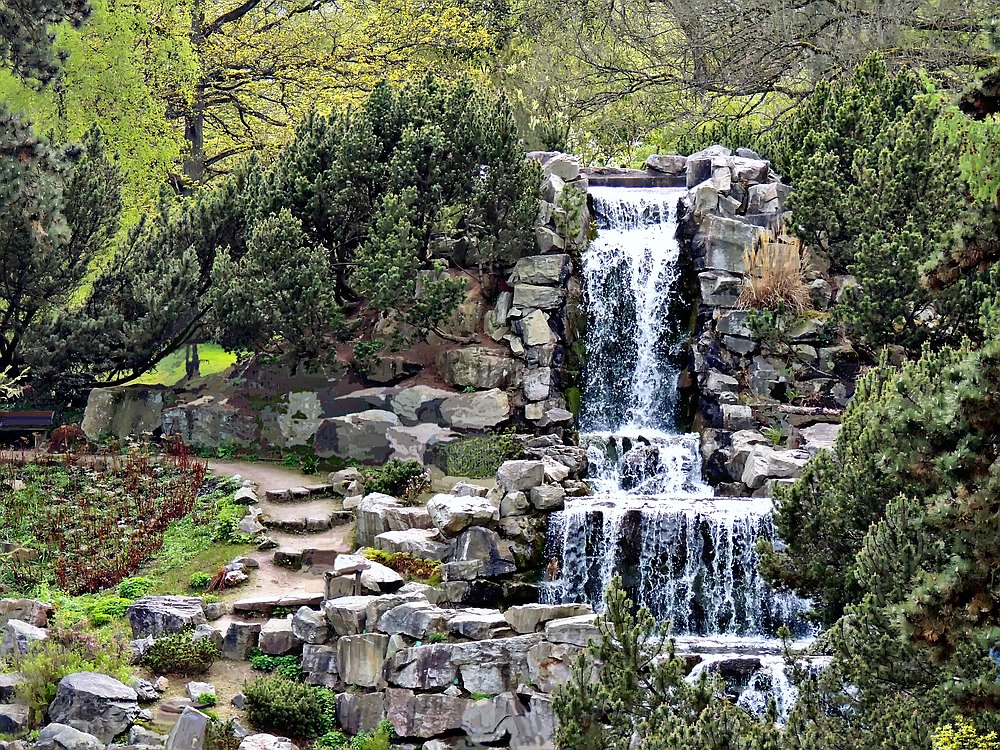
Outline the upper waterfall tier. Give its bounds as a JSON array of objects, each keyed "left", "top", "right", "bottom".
[{"left": 581, "top": 187, "right": 690, "bottom": 433}]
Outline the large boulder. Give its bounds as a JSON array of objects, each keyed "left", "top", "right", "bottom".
[
  {"left": 453, "top": 527, "right": 516, "bottom": 578},
  {"left": 439, "top": 390, "right": 510, "bottom": 431},
  {"left": 512, "top": 284, "right": 565, "bottom": 310},
  {"left": 164, "top": 706, "right": 210, "bottom": 750},
  {"left": 741, "top": 445, "right": 811, "bottom": 490},
  {"left": 496, "top": 460, "right": 545, "bottom": 492},
  {"left": 336, "top": 692, "right": 385, "bottom": 736},
  {"left": 81, "top": 387, "right": 166, "bottom": 442},
  {"left": 34, "top": 723, "right": 104, "bottom": 750},
  {"left": 355, "top": 493, "right": 402, "bottom": 548},
  {"left": 462, "top": 692, "right": 524, "bottom": 744},
  {"left": 290, "top": 607, "right": 329, "bottom": 645},
  {"left": 447, "top": 609, "right": 510, "bottom": 641},
  {"left": 257, "top": 618, "right": 301, "bottom": 656},
  {"left": 386, "top": 424, "right": 459, "bottom": 465},
  {"left": 324, "top": 596, "right": 375, "bottom": 636},
  {"left": 383, "top": 635, "right": 542, "bottom": 693},
  {"left": 337, "top": 634, "right": 389, "bottom": 688},
  {"left": 389, "top": 386, "right": 453, "bottom": 426},
  {"left": 645, "top": 154, "right": 687, "bottom": 174},
  {"left": 0, "top": 619, "right": 46, "bottom": 657},
  {"left": 222, "top": 621, "right": 262, "bottom": 660},
  {"left": 0, "top": 598, "right": 53, "bottom": 628},
  {"left": 374, "top": 529, "right": 452, "bottom": 561},
  {"left": 126, "top": 596, "right": 206, "bottom": 638},
  {"left": 377, "top": 603, "right": 450, "bottom": 639},
  {"left": 163, "top": 396, "right": 259, "bottom": 449},
  {"left": 313, "top": 410, "right": 399, "bottom": 464},
  {"left": 527, "top": 641, "right": 584, "bottom": 693},
  {"left": 518, "top": 310, "right": 556, "bottom": 347},
  {"left": 503, "top": 603, "right": 593, "bottom": 634},
  {"left": 301, "top": 644, "right": 339, "bottom": 688},
  {"left": 510, "top": 255, "right": 572, "bottom": 286},
  {"left": 48, "top": 672, "right": 140, "bottom": 744},
  {"left": 437, "top": 348, "right": 522, "bottom": 390},
  {"left": 426, "top": 494, "right": 498, "bottom": 536},
  {"left": 385, "top": 689, "right": 471, "bottom": 739},
  {"left": 544, "top": 614, "right": 600, "bottom": 647}
]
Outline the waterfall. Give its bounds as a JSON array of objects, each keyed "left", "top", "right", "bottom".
[{"left": 543, "top": 186, "right": 809, "bottom": 642}]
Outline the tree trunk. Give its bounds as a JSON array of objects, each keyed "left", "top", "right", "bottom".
[{"left": 182, "top": 0, "right": 207, "bottom": 193}]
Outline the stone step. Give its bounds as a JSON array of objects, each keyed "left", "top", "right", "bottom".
[
  {"left": 232, "top": 592, "right": 324, "bottom": 616},
  {"left": 264, "top": 484, "right": 336, "bottom": 502},
  {"left": 262, "top": 511, "right": 353, "bottom": 533}
]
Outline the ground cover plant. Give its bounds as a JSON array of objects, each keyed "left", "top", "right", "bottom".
[{"left": 0, "top": 447, "right": 250, "bottom": 595}]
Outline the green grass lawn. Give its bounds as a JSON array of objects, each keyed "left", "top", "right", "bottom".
[{"left": 132, "top": 343, "right": 237, "bottom": 386}]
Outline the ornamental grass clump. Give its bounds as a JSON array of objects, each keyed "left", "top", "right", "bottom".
[{"left": 738, "top": 230, "right": 811, "bottom": 313}]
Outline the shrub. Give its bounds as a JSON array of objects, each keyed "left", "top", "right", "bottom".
[
  {"left": 198, "top": 692, "right": 218, "bottom": 707},
  {"left": 348, "top": 719, "right": 394, "bottom": 750},
  {"left": 141, "top": 632, "right": 220, "bottom": 676},
  {"left": 362, "top": 460, "right": 428, "bottom": 500},
  {"left": 934, "top": 718, "right": 1000, "bottom": 750},
  {"left": 426, "top": 632, "right": 447, "bottom": 644},
  {"left": 189, "top": 571, "right": 214, "bottom": 591},
  {"left": 118, "top": 577, "right": 154, "bottom": 600},
  {"left": 243, "top": 675, "right": 334, "bottom": 738},
  {"left": 205, "top": 719, "right": 242, "bottom": 750},
  {"left": 737, "top": 230, "right": 810, "bottom": 313},
  {"left": 438, "top": 431, "right": 523, "bottom": 478},
  {"left": 12, "top": 624, "right": 132, "bottom": 725},
  {"left": 314, "top": 731, "right": 348, "bottom": 749},
  {"left": 248, "top": 648, "right": 302, "bottom": 681}
]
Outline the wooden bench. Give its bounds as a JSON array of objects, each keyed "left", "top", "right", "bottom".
[
  {"left": 0, "top": 411, "right": 55, "bottom": 432},
  {"left": 0, "top": 411, "right": 55, "bottom": 447}
]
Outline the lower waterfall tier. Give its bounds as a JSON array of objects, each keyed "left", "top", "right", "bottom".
[{"left": 541, "top": 495, "right": 811, "bottom": 638}]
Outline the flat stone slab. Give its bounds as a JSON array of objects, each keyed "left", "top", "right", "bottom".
[{"left": 232, "top": 593, "right": 324, "bottom": 615}]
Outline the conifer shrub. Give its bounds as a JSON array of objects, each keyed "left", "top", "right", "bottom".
[
  {"left": 140, "top": 631, "right": 220, "bottom": 675},
  {"left": 362, "top": 460, "right": 428, "bottom": 501},
  {"left": 243, "top": 675, "right": 334, "bottom": 738}
]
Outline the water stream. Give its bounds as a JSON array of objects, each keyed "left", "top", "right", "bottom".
[{"left": 541, "top": 186, "right": 811, "bottom": 717}]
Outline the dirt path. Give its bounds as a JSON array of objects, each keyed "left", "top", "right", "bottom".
[{"left": 206, "top": 459, "right": 353, "bottom": 601}]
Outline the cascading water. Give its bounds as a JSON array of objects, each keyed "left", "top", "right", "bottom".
[{"left": 541, "top": 186, "right": 811, "bottom": 715}]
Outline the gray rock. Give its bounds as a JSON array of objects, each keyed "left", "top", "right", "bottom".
[
  {"left": 529, "top": 484, "right": 565, "bottom": 511},
  {"left": 503, "top": 603, "right": 593, "bottom": 634},
  {"left": 510, "top": 255, "right": 571, "bottom": 286},
  {"left": 453, "top": 527, "right": 516, "bottom": 578},
  {"left": 257, "top": 618, "right": 301, "bottom": 656},
  {"left": 386, "top": 424, "right": 459, "bottom": 466},
  {"left": 543, "top": 153, "right": 580, "bottom": 182},
  {"left": 448, "top": 609, "right": 509, "bottom": 641},
  {"left": 130, "top": 677, "right": 160, "bottom": 704},
  {"left": 385, "top": 688, "right": 470, "bottom": 739},
  {"left": 191, "top": 624, "right": 223, "bottom": 652},
  {"left": 518, "top": 310, "right": 555, "bottom": 347},
  {"left": 383, "top": 635, "right": 542, "bottom": 693},
  {"left": 512, "top": 284, "right": 564, "bottom": 310},
  {"left": 499, "top": 491, "right": 529, "bottom": 517},
  {"left": 328, "top": 467, "right": 365, "bottom": 496},
  {"left": 48, "top": 672, "right": 140, "bottom": 744},
  {"left": 496, "top": 460, "right": 545, "bottom": 492},
  {"left": 374, "top": 529, "right": 451, "bottom": 561},
  {"left": 222, "top": 621, "right": 262, "bottom": 660},
  {"left": 544, "top": 614, "right": 600, "bottom": 646},
  {"left": 539, "top": 172, "right": 564, "bottom": 203},
  {"left": 437, "top": 348, "right": 521, "bottom": 390},
  {"left": 355, "top": 493, "right": 401, "bottom": 548},
  {"left": 126, "top": 597, "right": 206, "bottom": 639},
  {"left": 237, "top": 735, "right": 294, "bottom": 750},
  {"left": 510, "top": 694, "right": 556, "bottom": 750},
  {"left": 731, "top": 157, "right": 770, "bottom": 184},
  {"left": 377, "top": 603, "right": 450, "bottom": 639},
  {"left": 300, "top": 644, "right": 339, "bottom": 688},
  {"left": 522, "top": 368, "right": 552, "bottom": 402},
  {"left": 336, "top": 691, "right": 385, "bottom": 735},
  {"left": 81, "top": 387, "right": 165, "bottom": 443},
  {"left": 185, "top": 682, "right": 215, "bottom": 704},
  {"left": 35, "top": 724, "right": 104, "bottom": 750},
  {"left": 337, "top": 634, "right": 389, "bottom": 687},
  {"left": 291, "top": 607, "right": 330, "bottom": 645},
  {"left": 0, "top": 703, "right": 28, "bottom": 735},
  {"left": 313, "top": 410, "right": 400, "bottom": 463},
  {"left": 426, "top": 494, "right": 498, "bottom": 536},
  {"left": 0, "top": 619, "right": 45, "bottom": 657},
  {"left": 722, "top": 404, "right": 756, "bottom": 431},
  {"left": 389, "top": 386, "right": 453, "bottom": 425},
  {"left": 451, "top": 481, "right": 488, "bottom": 498},
  {"left": 164, "top": 707, "right": 211, "bottom": 750},
  {"left": 533, "top": 225, "right": 565, "bottom": 255},
  {"left": 439, "top": 390, "right": 510, "bottom": 431},
  {"left": 462, "top": 692, "right": 523, "bottom": 743},
  {"left": 741, "top": 445, "right": 811, "bottom": 490},
  {"left": 645, "top": 154, "right": 686, "bottom": 174},
  {"left": 800, "top": 423, "right": 840, "bottom": 453},
  {"left": 700, "top": 214, "right": 764, "bottom": 273},
  {"left": 0, "top": 674, "right": 23, "bottom": 702},
  {"left": 128, "top": 726, "right": 165, "bottom": 747},
  {"left": 324, "top": 596, "right": 374, "bottom": 636},
  {"left": 527, "top": 640, "right": 585, "bottom": 693},
  {"left": 0, "top": 598, "right": 52, "bottom": 628}
]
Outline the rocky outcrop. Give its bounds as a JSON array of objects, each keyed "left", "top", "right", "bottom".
[
  {"left": 126, "top": 597, "right": 206, "bottom": 638},
  {"left": 48, "top": 672, "right": 140, "bottom": 744}
]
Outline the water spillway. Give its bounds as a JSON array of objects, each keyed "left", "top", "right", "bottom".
[{"left": 542, "top": 186, "right": 808, "bottom": 642}]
